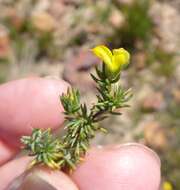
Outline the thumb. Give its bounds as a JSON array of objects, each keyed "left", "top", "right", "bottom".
[
  {"left": 72, "top": 143, "right": 161, "bottom": 190},
  {"left": 0, "top": 156, "right": 78, "bottom": 190},
  {"left": 0, "top": 77, "right": 69, "bottom": 148}
]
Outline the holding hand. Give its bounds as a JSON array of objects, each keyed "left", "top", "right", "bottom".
[{"left": 0, "top": 77, "right": 160, "bottom": 190}]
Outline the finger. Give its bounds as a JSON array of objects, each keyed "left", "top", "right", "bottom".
[
  {"left": 0, "top": 140, "right": 17, "bottom": 165},
  {"left": 0, "top": 77, "right": 69, "bottom": 147},
  {"left": 0, "top": 156, "right": 32, "bottom": 190},
  {"left": 72, "top": 143, "right": 161, "bottom": 190},
  {"left": 0, "top": 156, "right": 78, "bottom": 190}
]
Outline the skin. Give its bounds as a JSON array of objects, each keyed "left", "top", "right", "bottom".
[{"left": 0, "top": 77, "right": 161, "bottom": 190}]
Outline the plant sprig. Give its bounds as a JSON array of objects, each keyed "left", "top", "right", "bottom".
[{"left": 21, "top": 45, "right": 132, "bottom": 172}]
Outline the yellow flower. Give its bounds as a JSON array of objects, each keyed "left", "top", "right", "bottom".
[
  {"left": 163, "top": 181, "right": 173, "bottom": 190},
  {"left": 92, "top": 45, "right": 130, "bottom": 79}
]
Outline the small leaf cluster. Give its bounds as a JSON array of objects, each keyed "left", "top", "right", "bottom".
[
  {"left": 90, "top": 65, "right": 132, "bottom": 120},
  {"left": 60, "top": 88, "right": 108, "bottom": 169},
  {"left": 21, "top": 129, "right": 65, "bottom": 169},
  {"left": 60, "top": 88, "right": 80, "bottom": 114},
  {"left": 21, "top": 52, "right": 132, "bottom": 172}
]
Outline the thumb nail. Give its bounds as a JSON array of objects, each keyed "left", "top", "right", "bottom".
[{"left": 7, "top": 172, "right": 56, "bottom": 190}]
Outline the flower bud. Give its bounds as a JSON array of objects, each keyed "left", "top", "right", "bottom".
[{"left": 163, "top": 181, "right": 173, "bottom": 190}]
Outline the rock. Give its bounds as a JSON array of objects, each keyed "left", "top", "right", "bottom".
[
  {"left": 1, "top": 7, "right": 24, "bottom": 30},
  {"left": 109, "top": 10, "right": 125, "bottom": 29},
  {"left": 49, "top": 0, "right": 67, "bottom": 18},
  {"left": 31, "top": 12, "right": 57, "bottom": 33},
  {"left": 144, "top": 121, "right": 168, "bottom": 150},
  {"left": 141, "top": 92, "right": 165, "bottom": 112},
  {"left": 149, "top": 2, "right": 180, "bottom": 53}
]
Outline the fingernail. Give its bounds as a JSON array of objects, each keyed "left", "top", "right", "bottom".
[
  {"left": 7, "top": 172, "right": 56, "bottom": 190},
  {"left": 110, "top": 142, "right": 161, "bottom": 166}
]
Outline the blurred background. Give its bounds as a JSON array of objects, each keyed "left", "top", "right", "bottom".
[{"left": 0, "top": 0, "right": 179, "bottom": 189}]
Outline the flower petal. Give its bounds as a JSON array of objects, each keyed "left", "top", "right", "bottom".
[
  {"left": 92, "top": 45, "right": 112, "bottom": 66},
  {"left": 112, "top": 48, "right": 130, "bottom": 69}
]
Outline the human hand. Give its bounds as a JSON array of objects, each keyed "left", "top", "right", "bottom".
[{"left": 0, "top": 77, "right": 161, "bottom": 190}]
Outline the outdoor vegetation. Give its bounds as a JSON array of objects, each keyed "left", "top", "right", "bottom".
[{"left": 0, "top": 0, "right": 180, "bottom": 189}]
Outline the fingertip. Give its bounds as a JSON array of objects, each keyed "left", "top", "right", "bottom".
[
  {"left": 0, "top": 140, "right": 17, "bottom": 166},
  {"left": 2, "top": 159, "right": 78, "bottom": 190},
  {"left": 72, "top": 143, "right": 161, "bottom": 190},
  {"left": 0, "top": 156, "right": 32, "bottom": 190},
  {"left": 108, "top": 143, "right": 161, "bottom": 167},
  {"left": 0, "top": 77, "right": 69, "bottom": 147},
  {"left": 23, "top": 168, "right": 79, "bottom": 190}
]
